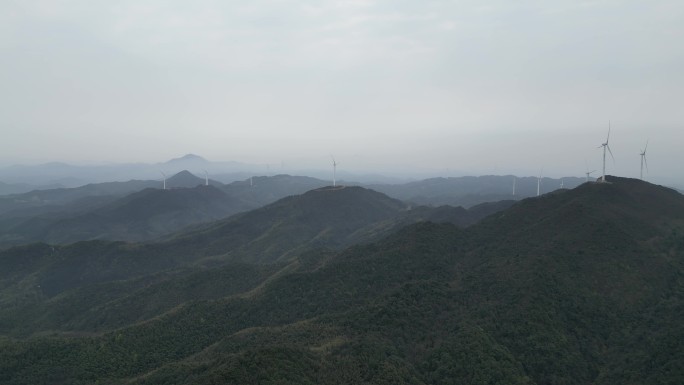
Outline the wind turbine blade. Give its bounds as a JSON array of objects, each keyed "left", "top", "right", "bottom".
[
  {"left": 606, "top": 121, "right": 611, "bottom": 143},
  {"left": 644, "top": 139, "right": 649, "bottom": 153},
  {"left": 607, "top": 145, "right": 615, "bottom": 163}
]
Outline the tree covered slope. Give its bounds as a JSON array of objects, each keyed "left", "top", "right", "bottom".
[{"left": 0, "top": 177, "right": 682, "bottom": 384}]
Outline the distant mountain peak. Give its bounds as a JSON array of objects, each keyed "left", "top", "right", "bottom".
[
  {"left": 165, "top": 170, "right": 205, "bottom": 188},
  {"left": 172, "top": 170, "right": 198, "bottom": 178},
  {"left": 165, "top": 154, "right": 208, "bottom": 164}
]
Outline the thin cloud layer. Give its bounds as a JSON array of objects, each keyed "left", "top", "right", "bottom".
[{"left": 1, "top": 0, "right": 682, "bottom": 182}]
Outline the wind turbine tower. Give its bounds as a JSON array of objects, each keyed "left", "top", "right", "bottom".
[
  {"left": 537, "top": 169, "right": 543, "bottom": 197},
  {"left": 332, "top": 156, "right": 338, "bottom": 187},
  {"left": 598, "top": 121, "right": 614, "bottom": 183},
  {"left": 640, "top": 140, "right": 649, "bottom": 180},
  {"left": 512, "top": 176, "right": 516, "bottom": 196},
  {"left": 160, "top": 171, "right": 167, "bottom": 190},
  {"left": 203, "top": 170, "right": 209, "bottom": 186}
]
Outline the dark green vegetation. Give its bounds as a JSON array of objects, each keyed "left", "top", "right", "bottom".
[
  {"left": 0, "top": 179, "right": 167, "bottom": 213},
  {"left": 220, "top": 175, "right": 328, "bottom": 207},
  {"left": 0, "top": 177, "right": 683, "bottom": 384},
  {"left": 0, "top": 178, "right": 165, "bottom": 247},
  {"left": 0, "top": 186, "right": 499, "bottom": 335},
  {"left": 0, "top": 174, "right": 329, "bottom": 247},
  {"left": 0, "top": 173, "right": 564, "bottom": 247},
  {"left": 0, "top": 186, "right": 249, "bottom": 245}
]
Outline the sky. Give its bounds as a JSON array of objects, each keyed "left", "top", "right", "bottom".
[{"left": 1, "top": 0, "right": 683, "bottom": 182}]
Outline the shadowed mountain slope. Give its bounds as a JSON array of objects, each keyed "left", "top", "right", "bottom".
[
  {"left": 0, "top": 186, "right": 410, "bottom": 304},
  {"left": 0, "top": 186, "right": 508, "bottom": 336},
  {"left": 165, "top": 186, "right": 409, "bottom": 263},
  {"left": 164, "top": 170, "right": 210, "bottom": 189},
  {"left": 0, "top": 173, "right": 555, "bottom": 249},
  {"left": 3, "top": 177, "right": 682, "bottom": 384},
  {"left": 168, "top": 186, "right": 508, "bottom": 265},
  {"left": 0, "top": 174, "right": 330, "bottom": 248},
  {"left": 0, "top": 185, "right": 248, "bottom": 245},
  {"left": 0, "top": 179, "right": 159, "bottom": 215},
  {"left": 220, "top": 174, "right": 328, "bottom": 207}
]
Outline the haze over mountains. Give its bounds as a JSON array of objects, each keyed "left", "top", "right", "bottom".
[
  {"left": 0, "top": 154, "right": 400, "bottom": 189},
  {"left": 0, "top": 154, "right": 629, "bottom": 191},
  {"left": 0, "top": 154, "right": 244, "bottom": 188},
  {"left": 0, "top": 172, "right": 517, "bottom": 247},
  {"left": 0, "top": 176, "right": 682, "bottom": 384},
  {"left": 0, "top": 155, "right": 594, "bottom": 249},
  {"left": 3, "top": 0, "right": 683, "bottom": 382},
  {"left": 0, "top": 154, "right": 682, "bottom": 385}
]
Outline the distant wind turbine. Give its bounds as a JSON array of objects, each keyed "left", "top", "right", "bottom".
[
  {"left": 203, "top": 170, "right": 209, "bottom": 186},
  {"left": 640, "top": 140, "right": 649, "bottom": 180},
  {"left": 585, "top": 169, "right": 596, "bottom": 182},
  {"left": 584, "top": 159, "right": 596, "bottom": 182},
  {"left": 560, "top": 178, "right": 564, "bottom": 188},
  {"left": 512, "top": 176, "right": 516, "bottom": 196},
  {"left": 160, "top": 171, "right": 167, "bottom": 190},
  {"left": 598, "top": 121, "right": 615, "bottom": 183},
  {"left": 537, "top": 168, "right": 543, "bottom": 196},
  {"left": 331, "top": 156, "right": 338, "bottom": 187}
]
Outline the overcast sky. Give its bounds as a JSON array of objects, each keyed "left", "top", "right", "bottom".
[{"left": 1, "top": 0, "right": 682, "bottom": 182}]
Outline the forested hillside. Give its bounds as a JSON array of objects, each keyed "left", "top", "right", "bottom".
[{"left": 0, "top": 177, "right": 682, "bottom": 384}]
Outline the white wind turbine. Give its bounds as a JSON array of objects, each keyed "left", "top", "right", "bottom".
[
  {"left": 203, "top": 170, "right": 209, "bottom": 186},
  {"left": 512, "top": 176, "right": 516, "bottom": 196},
  {"left": 598, "top": 121, "right": 614, "bottom": 183},
  {"left": 585, "top": 169, "right": 596, "bottom": 182},
  {"left": 537, "top": 168, "right": 543, "bottom": 196},
  {"left": 640, "top": 140, "right": 649, "bottom": 180},
  {"left": 331, "top": 156, "right": 338, "bottom": 187},
  {"left": 160, "top": 171, "right": 167, "bottom": 190},
  {"left": 584, "top": 159, "right": 596, "bottom": 182}
]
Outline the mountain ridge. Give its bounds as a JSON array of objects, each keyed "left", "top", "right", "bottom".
[{"left": 1, "top": 177, "right": 682, "bottom": 384}]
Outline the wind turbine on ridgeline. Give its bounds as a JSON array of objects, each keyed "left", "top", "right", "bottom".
[
  {"left": 640, "top": 140, "right": 649, "bottom": 180},
  {"left": 512, "top": 176, "right": 516, "bottom": 196},
  {"left": 331, "top": 156, "right": 338, "bottom": 187},
  {"left": 585, "top": 169, "right": 596, "bottom": 182},
  {"left": 160, "top": 171, "right": 167, "bottom": 190},
  {"left": 598, "top": 121, "right": 614, "bottom": 183},
  {"left": 203, "top": 170, "right": 209, "bottom": 186},
  {"left": 584, "top": 159, "right": 596, "bottom": 182},
  {"left": 537, "top": 168, "right": 543, "bottom": 196}
]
